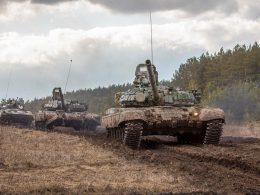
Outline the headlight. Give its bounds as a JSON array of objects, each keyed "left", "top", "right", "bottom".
[{"left": 193, "top": 111, "right": 199, "bottom": 117}]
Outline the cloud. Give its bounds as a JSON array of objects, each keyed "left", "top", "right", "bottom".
[
  {"left": 0, "top": 0, "right": 24, "bottom": 12},
  {"left": 1, "top": 0, "right": 260, "bottom": 22},
  {"left": 0, "top": 24, "right": 206, "bottom": 68},
  {"left": 0, "top": 0, "right": 239, "bottom": 16},
  {"left": 0, "top": 0, "right": 105, "bottom": 23},
  {"left": 0, "top": 0, "right": 26, "bottom": 8},
  {"left": 238, "top": 1, "right": 260, "bottom": 20},
  {"left": 31, "top": 0, "right": 76, "bottom": 4},
  {"left": 87, "top": 0, "right": 239, "bottom": 15},
  {"left": 1, "top": 15, "right": 260, "bottom": 99},
  {"left": 30, "top": 0, "right": 239, "bottom": 15}
]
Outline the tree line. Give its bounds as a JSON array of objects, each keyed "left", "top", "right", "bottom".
[{"left": 172, "top": 42, "right": 260, "bottom": 121}]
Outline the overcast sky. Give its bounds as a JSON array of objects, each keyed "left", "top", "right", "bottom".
[{"left": 0, "top": 0, "right": 259, "bottom": 100}]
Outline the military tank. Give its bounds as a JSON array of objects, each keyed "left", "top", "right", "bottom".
[
  {"left": 102, "top": 60, "right": 225, "bottom": 149},
  {"left": 0, "top": 99, "right": 33, "bottom": 127},
  {"left": 35, "top": 87, "right": 100, "bottom": 130}
]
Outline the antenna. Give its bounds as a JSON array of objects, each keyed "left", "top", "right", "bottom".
[
  {"left": 5, "top": 64, "right": 13, "bottom": 100},
  {"left": 150, "top": 11, "right": 154, "bottom": 65},
  {"left": 64, "top": 59, "right": 72, "bottom": 94}
]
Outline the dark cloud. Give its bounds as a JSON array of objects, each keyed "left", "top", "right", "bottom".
[
  {"left": 30, "top": 0, "right": 239, "bottom": 15},
  {"left": 87, "top": 0, "right": 239, "bottom": 15},
  {"left": 32, "top": 0, "right": 239, "bottom": 15},
  {"left": 28, "top": 0, "right": 260, "bottom": 20},
  {"left": 4, "top": 0, "right": 260, "bottom": 20},
  {"left": 27, "top": 0, "right": 260, "bottom": 20},
  {"left": 0, "top": 0, "right": 239, "bottom": 16},
  {"left": 31, "top": 0, "right": 76, "bottom": 5}
]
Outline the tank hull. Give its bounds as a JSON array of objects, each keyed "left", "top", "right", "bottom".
[
  {"left": 35, "top": 110, "right": 100, "bottom": 131},
  {"left": 102, "top": 106, "right": 225, "bottom": 149},
  {"left": 102, "top": 106, "right": 224, "bottom": 132},
  {"left": 0, "top": 110, "right": 33, "bottom": 127}
]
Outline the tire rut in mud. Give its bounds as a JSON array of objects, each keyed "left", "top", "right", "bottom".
[
  {"left": 87, "top": 133, "right": 260, "bottom": 193},
  {"left": 166, "top": 146, "right": 260, "bottom": 175},
  {"left": 35, "top": 127, "right": 259, "bottom": 177},
  {"left": 32, "top": 128, "right": 260, "bottom": 194},
  {"left": 86, "top": 132, "right": 260, "bottom": 176}
]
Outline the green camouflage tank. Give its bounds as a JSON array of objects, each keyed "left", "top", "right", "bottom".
[
  {"left": 35, "top": 88, "right": 100, "bottom": 131},
  {"left": 0, "top": 99, "right": 33, "bottom": 127},
  {"left": 102, "top": 60, "right": 225, "bottom": 149}
]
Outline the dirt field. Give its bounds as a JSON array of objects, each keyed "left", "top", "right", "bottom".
[{"left": 0, "top": 125, "right": 259, "bottom": 194}]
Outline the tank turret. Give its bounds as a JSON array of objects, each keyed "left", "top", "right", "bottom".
[
  {"left": 43, "top": 87, "right": 87, "bottom": 112},
  {"left": 0, "top": 99, "right": 24, "bottom": 110},
  {"left": 117, "top": 60, "right": 195, "bottom": 107},
  {"left": 52, "top": 87, "right": 66, "bottom": 111}
]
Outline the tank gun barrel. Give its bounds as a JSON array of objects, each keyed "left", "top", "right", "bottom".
[{"left": 146, "top": 59, "right": 160, "bottom": 104}]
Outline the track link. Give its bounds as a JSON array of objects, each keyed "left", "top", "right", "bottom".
[
  {"left": 123, "top": 122, "right": 143, "bottom": 149},
  {"left": 107, "top": 128, "right": 124, "bottom": 141},
  {"left": 203, "top": 120, "right": 223, "bottom": 145}
]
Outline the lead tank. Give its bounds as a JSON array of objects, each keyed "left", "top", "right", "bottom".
[
  {"left": 102, "top": 60, "right": 225, "bottom": 149},
  {"left": 35, "top": 87, "right": 100, "bottom": 130},
  {"left": 0, "top": 99, "right": 33, "bottom": 127}
]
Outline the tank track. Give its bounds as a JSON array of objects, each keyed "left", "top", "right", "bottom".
[
  {"left": 106, "top": 121, "right": 143, "bottom": 149},
  {"left": 107, "top": 127, "right": 124, "bottom": 141},
  {"left": 203, "top": 120, "right": 223, "bottom": 145},
  {"left": 123, "top": 122, "right": 143, "bottom": 149},
  {"left": 0, "top": 114, "right": 33, "bottom": 127}
]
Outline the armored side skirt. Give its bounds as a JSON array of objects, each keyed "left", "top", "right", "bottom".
[{"left": 0, "top": 114, "right": 33, "bottom": 126}]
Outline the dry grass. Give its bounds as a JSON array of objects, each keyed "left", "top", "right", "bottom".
[
  {"left": 0, "top": 126, "right": 259, "bottom": 194},
  {"left": 0, "top": 126, "right": 196, "bottom": 194}
]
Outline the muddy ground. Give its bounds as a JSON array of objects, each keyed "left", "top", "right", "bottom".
[{"left": 0, "top": 126, "right": 259, "bottom": 194}]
